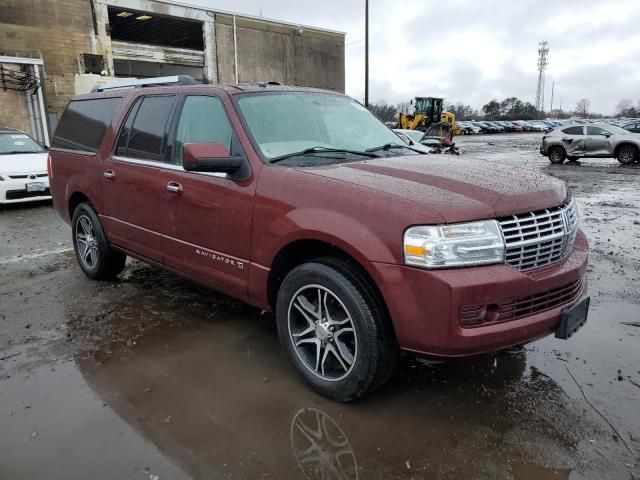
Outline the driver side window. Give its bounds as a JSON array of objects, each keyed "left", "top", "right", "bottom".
[
  {"left": 586, "top": 126, "right": 608, "bottom": 136},
  {"left": 173, "top": 96, "right": 233, "bottom": 165}
]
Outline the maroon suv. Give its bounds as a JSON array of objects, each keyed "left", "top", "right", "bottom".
[{"left": 49, "top": 77, "right": 589, "bottom": 401}]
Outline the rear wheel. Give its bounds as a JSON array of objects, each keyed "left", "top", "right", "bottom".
[
  {"left": 617, "top": 145, "right": 638, "bottom": 164},
  {"left": 71, "top": 203, "right": 126, "bottom": 280},
  {"left": 548, "top": 146, "right": 566, "bottom": 164},
  {"left": 276, "top": 258, "right": 398, "bottom": 401}
]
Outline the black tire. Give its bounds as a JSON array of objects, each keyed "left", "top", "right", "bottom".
[
  {"left": 71, "top": 202, "right": 126, "bottom": 280},
  {"left": 616, "top": 144, "right": 638, "bottom": 165},
  {"left": 548, "top": 146, "right": 566, "bottom": 164},
  {"left": 275, "top": 258, "right": 398, "bottom": 402}
]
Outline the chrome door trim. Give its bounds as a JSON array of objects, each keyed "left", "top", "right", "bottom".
[{"left": 111, "top": 155, "right": 228, "bottom": 179}]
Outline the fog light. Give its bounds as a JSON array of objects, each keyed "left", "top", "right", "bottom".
[{"left": 479, "top": 304, "right": 500, "bottom": 323}]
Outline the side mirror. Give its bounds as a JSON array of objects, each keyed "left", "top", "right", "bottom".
[
  {"left": 600, "top": 132, "right": 611, "bottom": 137},
  {"left": 182, "top": 143, "right": 243, "bottom": 173}
]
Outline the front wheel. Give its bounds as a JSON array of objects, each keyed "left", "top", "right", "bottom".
[
  {"left": 71, "top": 203, "right": 126, "bottom": 280},
  {"left": 617, "top": 145, "right": 638, "bottom": 164},
  {"left": 276, "top": 259, "right": 398, "bottom": 401},
  {"left": 548, "top": 146, "right": 566, "bottom": 164}
]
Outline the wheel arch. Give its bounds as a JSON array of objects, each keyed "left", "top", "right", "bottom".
[
  {"left": 266, "top": 239, "right": 391, "bottom": 325},
  {"left": 614, "top": 142, "right": 639, "bottom": 158},
  {"left": 68, "top": 191, "right": 92, "bottom": 219}
]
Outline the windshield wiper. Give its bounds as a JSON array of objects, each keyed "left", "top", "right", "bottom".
[
  {"left": 366, "top": 142, "right": 426, "bottom": 154},
  {"left": 1, "top": 150, "right": 43, "bottom": 155},
  {"left": 270, "top": 146, "right": 381, "bottom": 164}
]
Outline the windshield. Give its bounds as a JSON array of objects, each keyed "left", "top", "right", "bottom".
[
  {"left": 236, "top": 92, "right": 406, "bottom": 162},
  {"left": 0, "top": 132, "right": 44, "bottom": 155},
  {"left": 603, "top": 124, "right": 631, "bottom": 135},
  {"left": 400, "top": 130, "right": 425, "bottom": 143}
]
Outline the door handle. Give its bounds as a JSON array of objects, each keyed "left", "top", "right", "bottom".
[
  {"left": 166, "top": 181, "right": 183, "bottom": 194},
  {"left": 103, "top": 169, "right": 115, "bottom": 180}
]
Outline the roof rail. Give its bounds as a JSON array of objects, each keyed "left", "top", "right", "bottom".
[{"left": 90, "top": 75, "right": 199, "bottom": 93}]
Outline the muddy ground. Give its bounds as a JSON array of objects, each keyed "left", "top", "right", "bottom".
[{"left": 0, "top": 133, "right": 639, "bottom": 480}]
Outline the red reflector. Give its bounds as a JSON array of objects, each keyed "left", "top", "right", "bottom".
[{"left": 47, "top": 153, "right": 52, "bottom": 178}]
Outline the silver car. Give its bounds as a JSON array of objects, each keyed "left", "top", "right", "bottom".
[{"left": 540, "top": 123, "right": 640, "bottom": 164}]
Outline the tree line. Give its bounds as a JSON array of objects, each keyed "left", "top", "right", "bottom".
[{"left": 367, "top": 97, "right": 639, "bottom": 122}]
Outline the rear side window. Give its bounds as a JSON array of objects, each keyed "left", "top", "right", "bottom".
[
  {"left": 562, "top": 126, "right": 584, "bottom": 135},
  {"left": 52, "top": 98, "right": 121, "bottom": 153},
  {"left": 116, "top": 95, "right": 176, "bottom": 162}
]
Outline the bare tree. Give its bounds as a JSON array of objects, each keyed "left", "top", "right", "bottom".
[
  {"left": 396, "top": 101, "right": 412, "bottom": 115},
  {"left": 367, "top": 101, "right": 398, "bottom": 122},
  {"left": 615, "top": 99, "right": 633, "bottom": 117},
  {"left": 575, "top": 98, "right": 590, "bottom": 117},
  {"left": 615, "top": 98, "right": 638, "bottom": 118}
]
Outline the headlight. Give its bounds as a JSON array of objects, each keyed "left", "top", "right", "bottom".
[{"left": 404, "top": 220, "right": 505, "bottom": 268}]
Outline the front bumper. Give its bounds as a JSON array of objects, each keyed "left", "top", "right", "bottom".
[
  {"left": 372, "top": 229, "right": 589, "bottom": 357},
  {"left": 0, "top": 175, "right": 51, "bottom": 204}
]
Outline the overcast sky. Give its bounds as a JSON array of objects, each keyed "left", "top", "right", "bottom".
[{"left": 182, "top": 0, "right": 640, "bottom": 115}]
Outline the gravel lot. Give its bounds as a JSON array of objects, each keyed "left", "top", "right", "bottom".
[{"left": 1, "top": 133, "right": 639, "bottom": 480}]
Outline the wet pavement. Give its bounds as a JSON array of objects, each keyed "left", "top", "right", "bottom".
[{"left": 1, "top": 133, "right": 639, "bottom": 479}]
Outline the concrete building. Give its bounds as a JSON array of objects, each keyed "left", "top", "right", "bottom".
[{"left": 0, "top": 0, "right": 345, "bottom": 143}]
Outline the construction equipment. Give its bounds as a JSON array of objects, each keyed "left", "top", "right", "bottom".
[{"left": 399, "top": 96, "right": 459, "bottom": 140}]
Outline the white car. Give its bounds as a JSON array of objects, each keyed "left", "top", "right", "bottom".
[
  {"left": 0, "top": 128, "right": 50, "bottom": 204},
  {"left": 393, "top": 129, "right": 434, "bottom": 153}
]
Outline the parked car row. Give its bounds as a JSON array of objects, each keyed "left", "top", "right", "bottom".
[
  {"left": 457, "top": 119, "right": 561, "bottom": 134},
  {"left": 458, "top": 117, "right": 640, "bottom": 137}
]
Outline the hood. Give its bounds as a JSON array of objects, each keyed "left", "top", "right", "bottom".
[
  {"left": 296, "top": 156, "right": 567, "bottom": 223},
  {"left": 0, "top": 152, "right": 48, "bottom": 175}
]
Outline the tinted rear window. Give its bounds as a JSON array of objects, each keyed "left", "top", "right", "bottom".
[
  {"left": 116, "top": 95, "right": 176, "bottom": 162},
  {"left": 52, "top": 98, "right": 121, "bottom": 153},
  {"left": 561, "top": 126, "right": 584, "bottom": 135}
]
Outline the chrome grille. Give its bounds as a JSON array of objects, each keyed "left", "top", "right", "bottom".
[{"left": 498, "top": 199, "right": 579, "bottom": 271}]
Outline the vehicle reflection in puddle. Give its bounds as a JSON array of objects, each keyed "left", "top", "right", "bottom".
[{"left": 291, "top": 408, "right": 357, "bottom": 480}]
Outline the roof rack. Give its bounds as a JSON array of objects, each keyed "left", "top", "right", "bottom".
[{"left": 90, "top": 75, "right": 199, "bottom": 93}]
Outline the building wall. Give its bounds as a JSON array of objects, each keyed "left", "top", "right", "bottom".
[
  {"left": 0, "top": 0, "right": 346, "bottom": 129},
  {"left": 0, "top": 0, "right": 93, "bottom": 116},
  {"left": 214, "top": 15, "right": 345, "bottom": 92}
]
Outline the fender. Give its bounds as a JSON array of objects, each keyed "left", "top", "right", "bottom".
[{"left": 257, "top": 207, "right": 399, "bottom": 268}]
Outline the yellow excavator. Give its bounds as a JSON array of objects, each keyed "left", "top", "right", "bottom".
[{"left": 398, "top": 97, "right": 459, "bottom": 141}]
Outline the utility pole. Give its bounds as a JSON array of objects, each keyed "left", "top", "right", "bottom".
[
  {"left": 364, "top": 0, "right": 369, "bottom": 107},
  {"left": 549, "top": 80, "right": 555, "bottom": 116},
  {"left": 535, "top": 41, "right": 549, "bottom": 115}
]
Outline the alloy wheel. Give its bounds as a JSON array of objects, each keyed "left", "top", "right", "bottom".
[
  {"left": 618, "top": 147, "right": 635, "bottom": 164},
  {"left": 75, "top": 215, "right": 99, "bottom": 269},
  {"left": 287, "top": 285, "right": 357, "bottom": 382}
]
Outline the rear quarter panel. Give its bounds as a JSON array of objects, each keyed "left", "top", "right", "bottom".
[{"left": 50, "top": 94, "right": 129, "bottom": 222}]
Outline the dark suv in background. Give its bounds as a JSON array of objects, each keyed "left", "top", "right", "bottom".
[{"left": 49, "top": 76, "right": 589, "bottom": 401}]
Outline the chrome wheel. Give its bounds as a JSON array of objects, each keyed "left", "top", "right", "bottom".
[
  {"left": 288, "top": 285, "right": 357, "bottom": 382},
  {"left": 75, "top": 215, "right": 98, "bottom": 269}
]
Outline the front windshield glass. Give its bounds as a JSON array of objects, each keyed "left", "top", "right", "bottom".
[
  {"left": 236, "top": 92, "right": 406, "bottom": 162},
  {"left": 603, "top": 124, "right": 630, "bottom": 135},
  {"left": 0, "top": 133, "right": 44, "bottom": 155}
]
